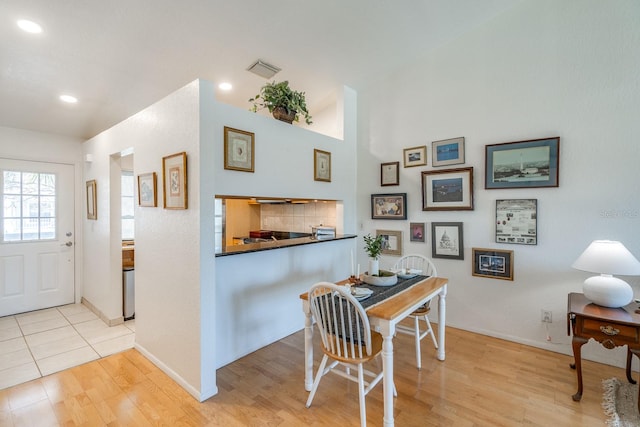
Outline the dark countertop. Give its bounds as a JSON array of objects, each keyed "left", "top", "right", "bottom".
[{"left": 216, "top": 234, "right": 357, "bottom": 257}]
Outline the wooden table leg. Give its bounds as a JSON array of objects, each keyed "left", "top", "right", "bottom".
[
  {"left": 570, "top": 336, "right": 588, "bottom": 401},
  {"left": 630, "top": 349, "right": 640, "bottom": 412},
  {"left": 626, "top": 347, "right": 637, "bottom": 385}
]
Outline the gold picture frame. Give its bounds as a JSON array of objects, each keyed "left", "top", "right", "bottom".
[
  {"left": 472, "top": 248, "right": 514, "bottom": 281},
  {"left": 376, "top": 229, "right": 403, "bottom": 256},
  {"left": 314, "top": 149, "right": 331, "bottom": 182},
  {"left": 86, "top": 180, "right": 97, "bottom": 220},
  {"left": 137, "top": 172, "right": 157, "bottom": 207},
  {"left": 224, "top": 126, "right": 255, "bottom": 172},
  {"left": 403, "top": 145, "right": 427, "bottom": 167},
  {"left": 162, "top": 152, "right": 188, "bottom": 209}
]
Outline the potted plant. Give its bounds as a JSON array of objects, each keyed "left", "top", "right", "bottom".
[
  {"left": 249, "top": 80, "right": 313, "bottom": 125},
  {"left": 363, "top": 234, "right": 384, "bottom": 276}
]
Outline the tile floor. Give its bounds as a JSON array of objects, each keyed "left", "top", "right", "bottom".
[{"left": 0, "top": 304, "right": 135, "bottom": 390}]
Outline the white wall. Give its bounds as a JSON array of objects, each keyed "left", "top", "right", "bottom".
[
  {"left": 357, "top": 0, "right": 640, "bottom": 367},
  {"left": 0, "top": 126, "right": 84, "bottom": 303},
  {"left": 83, "top": 80, "right": 213, "bottom": 399},
  {"left": 213, "top": 86, "right": 358, "bottom": 367},
  {"left": 81, "top": 81, "right": 357, "bottom": 399}
]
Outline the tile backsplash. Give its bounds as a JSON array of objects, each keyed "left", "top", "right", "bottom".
[{"left": 260, "top": 201, "right": 336, "bottom": 232}]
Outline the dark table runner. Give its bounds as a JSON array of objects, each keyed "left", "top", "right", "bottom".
[{"left": 357, "top": 275, "right": 429, "bottom": 309}]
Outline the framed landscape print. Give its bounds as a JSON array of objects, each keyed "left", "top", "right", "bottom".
[
  {"left": 421, "top": 167, "right": 474, "bottom": 211},
  {"left": 86, "top": 180, "right": 97, "bottom": 220},
  {"left": 381, "top": 161, "right": 399, "bottom": 186},
  {"left": 403, "top": 145, "right": 427, "bottom": 168},
  {"left": 314, "top": 149, "right": 331, "bottom": 182},
  {"left": 409, "top": 222, "right": 425, "bottom": 242},
  {"left": 485, "top": 137, "right": 559, "bottom": 189},
  {"left": 431, "top": 222, "right": 464, "bottom": 260},
  {"left": 137, "top": 172, "right": 157, "bottom": 207},
  {"left": 371, "top": 193, "right": 407, "bottom": 220},
  {"left": 496, "top": 199, "right": 537, "bottom": 245},
  {"left": 472, "top": 248, "right": 514, "bottom": 281},
  {"left": 432, "top": 137, "right": 465, "bottom": 167},
  {"left": 224, "top": 126, "right": 255, "bottom": 172},
  {"left": 376, "top": 229, "right": 402, "bottom": 256},
  {"left": 162, "top": 151, "right": 188, "bottom": 209}
]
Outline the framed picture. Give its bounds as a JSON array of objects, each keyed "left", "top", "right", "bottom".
[
  {"left": 137, "top": 172, "right": 157, "bottom": 207},
  {"left": 371, "top": 193, "right": 407, "bottom": 220},
  {"left": 472, "top": 248, "right": 514, "bottom": 281},
  {"left": 162, "top": 151, "right": 188, "bottom": 209},
  {"left": 485, "top": 137, "right": 560, "bottom": 189},
  {"left": 381, "top": 161, "right": 399, "bottom": 186},
  {"left": 409, "top": 222, "right": 425, "bottom": 242},
  {"left": 421, "top": 167, "right": 474, "bottom": 211},
  {"left": 314, "top": 149, "right": 331, "bottom": 182},
  {"left": 432, "top": 137, "right": 465, "bottom": 167},
  {"left": 86, "top": 180, "right": 97, "bottom": 220},
  {"left": 403, "top": 145, "right": 427, "bottom": 168},
  {"left": 496, "top": 199, "right": 537, "bottom": 245},
  {"left": 376, "top": 229, "right": 402, "bottom": 256},
  {"left": 431, "top": 222, "right": 464, "bottom": 260},
  {"left": 224, "top": 126, "right": 255, "bottom": 172}
]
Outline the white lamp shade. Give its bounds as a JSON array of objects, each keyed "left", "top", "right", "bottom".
[
  {"left": 572, "top": 240, "right": 640, "bottom": 275},
  {"left": 572, "top": 240, "right": 640, "bottom": 308}
]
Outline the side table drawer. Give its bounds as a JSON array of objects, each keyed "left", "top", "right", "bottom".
[{"left": 581, "top": 318, "right": 639, "bottom": 344}]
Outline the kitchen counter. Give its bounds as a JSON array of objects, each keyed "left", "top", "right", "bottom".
[{"left": 216, "top": 234, "right": 356, "bottom": 257}]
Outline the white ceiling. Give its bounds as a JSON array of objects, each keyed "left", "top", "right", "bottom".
[{"left": 0, "top": 0, "right": 520, "bottom": 140}]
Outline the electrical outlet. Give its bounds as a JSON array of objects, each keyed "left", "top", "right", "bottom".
[{"left": 541, "top": 309, "right": 552, "bottom": 323}]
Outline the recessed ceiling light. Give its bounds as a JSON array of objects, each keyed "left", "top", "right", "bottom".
[
  {"left": 59, "top": 95, "right": 78, "bottom": 104},
  {"left": 17, "top": 20, "right": 42, "bottom": 34},
  {"left": 218, "top": 82, "right": 232, "bottom": 91}
]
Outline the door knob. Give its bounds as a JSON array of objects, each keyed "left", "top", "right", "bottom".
[{"left": 61, "top": 241, "right": 73, "bottom": 247}]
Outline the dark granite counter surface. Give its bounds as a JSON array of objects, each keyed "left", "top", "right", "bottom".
[{"left": 215, "top": 234, "right": 356, "bottom": 257}]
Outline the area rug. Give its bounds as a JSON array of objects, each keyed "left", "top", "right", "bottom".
[{"left": 602, "top": 378, "right": 640, "bottom": 427}]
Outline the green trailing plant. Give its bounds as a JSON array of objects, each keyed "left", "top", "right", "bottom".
[
  {"left": 363, "top": 234, "right": 384, "bottom": 260},
  {"left": 249, "top": 80, "right": 313, "bottom": 125}
]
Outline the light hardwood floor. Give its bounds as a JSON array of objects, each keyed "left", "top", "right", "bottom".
[{"left": 0, "top": 326, "right": 628, "bottom": 426}]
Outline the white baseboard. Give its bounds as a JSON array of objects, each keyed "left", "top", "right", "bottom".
[
  {"left": 134, "top": 343, "right": 218, "bottom": 402},
  {"left": 81, "top": 297, "right": 123, "bottom": 326}
]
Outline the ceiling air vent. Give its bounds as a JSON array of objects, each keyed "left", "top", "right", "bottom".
[{"left": 247, "top": 60, "right": 281, "bottom": 79}]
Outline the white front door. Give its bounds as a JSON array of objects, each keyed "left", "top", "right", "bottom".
[{"left": 0, "top": 159, "right": 75, "bottom": 316}]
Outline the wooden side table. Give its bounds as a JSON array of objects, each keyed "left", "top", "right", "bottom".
[{"left": 567, "top": 292, "right": 640, "bottom": 409}]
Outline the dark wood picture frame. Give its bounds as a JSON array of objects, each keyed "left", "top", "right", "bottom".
[
  {"left": 421, "top": 167, "right": 474, "bottom": 211},
  {"left": 381, "top": 161, "right": 400, "bottom": 186},
  {"left": 371, "top": 193, "right": 407, "bottom": 220},
  {"left": 409, "top": 222, "right": 425, "bottom": 242},
  {"left": 485, "top": 137, "right": 560, "bottom": 189},
  {"left": 472, "top": 247, "right": 514, "bottom": 281}
]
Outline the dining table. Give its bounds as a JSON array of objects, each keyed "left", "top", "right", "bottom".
[{"left": 299, "top": 275, "right": 448, "bottom": 427}]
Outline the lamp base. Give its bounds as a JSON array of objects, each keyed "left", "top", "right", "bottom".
[{"left": 583, "top": 275, "right": 633, "bottom": 308}]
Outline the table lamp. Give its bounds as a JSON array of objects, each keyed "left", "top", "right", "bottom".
[{"left": 572, "top": 240, "right": 640, "bottom": 308}]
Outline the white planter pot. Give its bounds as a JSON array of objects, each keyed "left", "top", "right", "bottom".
[{"left": 369, "top": 259, "right": 379, "bottom": 276}]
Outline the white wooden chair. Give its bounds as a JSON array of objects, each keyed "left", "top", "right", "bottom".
[
  {"left": 305, "top": 282, "right": 392, "bottom": 427},
  {"left": 393, "top": 254, "right": 438, "bottom": 370}
]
